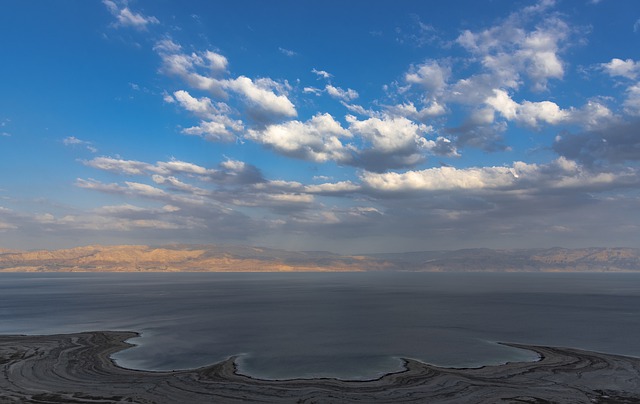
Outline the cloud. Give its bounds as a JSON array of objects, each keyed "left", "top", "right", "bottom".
[
  {"left": 181, "top": 119, "right": 241, "bottom": 142},
  {"left": 361, "top": 164, "right": 519, "bottom": 192},
  {"left": 171, "top": 90, "right": 243, "bottom": 141},
  {"left": 385, "top": 101, "right": 447, "bottom": 121},
  {"left": 623, "top": 83, "right": 640, "bottom": 116},
  {"left": 601, "top": 58, "right": 640, "bottom": 80},
  {"left": 553, "top": 120, "right": 640, "bottom": 166},
  {"left": 223, "top": 76, "right": 297, "bottom": 120},
  {"left": 83, "top": 157, "right": 153, "bottom": 175},
  {"left": 486, "top": 89, "right": 568, "bottom": 127},
  {"left": 278, "top": 47, "right": 297, "bottom": 57},
  {"left": 311, "top": 68, "right": 332, "bottom": 79},
  {"left": 360, "top": 157, "right": 636, "bottom": 194},
  {"left": 156, "top": 38, "right": 298, "bottom": 124},
  {"left": 247, "top": 113, "right": 353, "bottom": 163},
  {"left": 103, "top": 0, "right": 159, "bottom": 30},
  {"left": 485, "top": 89, "right": 615, "bottom": 129},
  {"left": 63, "top": 136, "right": 97, "bottom": 153},
  {"left": 172, "top": 90, "right": 222, "bottom": 118},
  {"left": 83, "top": 156, "right": 265, "bottom": 186},
  {"left": 325, "top": 84, "right": 358, "bottom": 101},
  {"left": 304, "top": 181, "right": 360, "bottom": 195},
  {"left": 405, "top": 60, "right": 451, "bottom": 95},
  {"left": 303, "top": 87, "right": 322, "bottom": 96},
  {"left": 456, "top": 11, "right": 570, "bottom": 92},
  {"left": 446, "top": 121, "right": 508, "bottom": 152},
  {"left": 347, "top": 115, "right": 454, "bottom": 171}
]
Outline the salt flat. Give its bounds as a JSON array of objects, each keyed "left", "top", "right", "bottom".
[{"left": 1, "top": 331, "right": 639, "bottom": 403}]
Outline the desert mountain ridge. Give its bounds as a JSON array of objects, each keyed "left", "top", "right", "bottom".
[{"left": 1, "top": 244, "right": 640, "bottom": 272}]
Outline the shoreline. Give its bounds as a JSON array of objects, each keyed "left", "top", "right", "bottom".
[{"left": 1, "top": 331, "right": 639, "bottom": 403}]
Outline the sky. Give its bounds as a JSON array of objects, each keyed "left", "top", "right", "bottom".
[{"left": 0, "top": 0, "right": 639, "bottom": 253}]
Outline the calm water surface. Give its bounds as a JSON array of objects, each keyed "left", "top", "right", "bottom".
[{"left": 1, "top": 272, "right": 639, "bottom": 380}]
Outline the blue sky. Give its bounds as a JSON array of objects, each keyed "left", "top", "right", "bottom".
[{"left": 1, "top": 0, "right": 639, "bottom": 253}]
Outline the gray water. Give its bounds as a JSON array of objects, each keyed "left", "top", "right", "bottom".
[{"left": 1, "top": 272, "right": 639, "bottom": 380}]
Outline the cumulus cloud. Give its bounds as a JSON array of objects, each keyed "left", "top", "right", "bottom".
[
  {"left": 601, "top": 58, "right": 640, "bottom": 80},
  {"left": 456, "top": 13, "right": 569, "bottom": 92},
  {"left": 347, "top": 115, "right": 449, "bottom": 171},
  {"left": 171, "top": 90, "right": 244, "bottom": 141},
  {"left": 405, "top": 60, "right": 451, "bottom": 95},
  {"left": 623, "top": 83, "right": 640, "bottom": 116},
  {"left": 224, "top": 76, "right": 297, "bottom": 120},
  {"left": 103, "top": 0, "right": 159, "bottom": 29},
  {"left": 156, "top": 41, "right": 296, "bottom": 122},
  {"left": 386, "top": 101, "right": 446, "bottom": 121},
  {"left": 311, "top": 68, "right": 332, "bottom": 79},
  {"left": 486, "top": 89, "right": 568, "bottom": 127},
  {"left": 485, "top": 89, "right": 615, "bottom": 129},
  {"left": 325, "top": 84, "right": 359, "bottom": 101},
  {"left": 360, "top": 157, "right": 636, "bottom": 194},
  {"left": 247, "top": 113, "right": 353, "bottom": 163},
  {"left": 173, "top": 90, "right": 220, "bottom": 117}
]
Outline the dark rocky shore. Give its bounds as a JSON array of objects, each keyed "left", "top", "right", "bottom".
[{"left": 1, "top": 331, "right": 639, "bottom": 403}]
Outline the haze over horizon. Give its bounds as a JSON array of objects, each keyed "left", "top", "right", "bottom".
[{"left": 1, "top": 0, "right": 639, "bottom": 254}]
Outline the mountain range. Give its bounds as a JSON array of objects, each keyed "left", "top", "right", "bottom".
[{"left": 1, "top": 245, "right": 639, "bottom": 272}]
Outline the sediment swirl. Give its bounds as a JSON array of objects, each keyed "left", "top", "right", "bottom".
[{"left": 1, "top": 331, "right": 639, "bottom": 403}]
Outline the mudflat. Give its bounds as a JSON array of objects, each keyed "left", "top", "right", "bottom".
[{"left": 1, "top": 331, "right": 639, "bottom": 403}]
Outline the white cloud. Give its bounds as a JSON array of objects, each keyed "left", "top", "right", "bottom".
[
  {"left": 623, "top": 83, "right": 640, "bottom": 116},
  {"left": 152, "top": 175, "right": 211, "bottom": 196},
  {"left": 405, "top": 60, "right": 450, "bottom": 95},
  {"left": 601, "top": 58, "right": 640, "bottom": 80},
  {"left": 223, "top": 76, "right": 297, "bottom": 119},
  {"left": 360, "top": 157, "right": 632, "bottom": 193},
  {"left": 386, "top": 101, "right": 446, "bottom": 121},
  {"left": 486, "top": 89, "right": 568, "bottom": 127},
  {"left": 173, "top": 90, "right": 220, "bottom": 118},
  {"left": 311, "top": 68, "right": 332, "bottom": 79},
  {"left": 156, "top": 41, "right": 297, "bottom": 122},
  {"left": 123, "top": 182, "right": 167, "bottom": 198},
  {"left": 247, "top": 113, "right": 353, "bottom": 163},
  {"left": 486, "top": 89, "right": 617, "bottom": 129},
  {"left": 154, "top": 160, "right": 211, "bottom": 176},
  {"left": 103, "top": 0, "right": 159, "bottom": 30},
  {"left": 325, "top": 84, "right": 359, "bottom": 101},
  {"left": 303, "top": 87, "right": 322, "bottom": 96},
  {"left": 347, "top": 115, "right": 431, "bottom": 154},
  {"left": 279, "top": 47, "right": 297, "bottom": 57},
  {"left": 181, "top": 120, "right": 236, "bottom": 142},
  {"left": 305, "top": 181, "right": 360, "bottom": 194},
  {"left": 83, "top": 157, "right": 153, "bottom": 175},
  {"left": 63, "top": 136, "right": 97, "bottom": 153},
  {"left": 361, "top": 165, "right": 519, "bottom": 192},
  {"left": 456, "top": 14, "right": 569, "bottom": 92},
  {"left": 203, "top": 51, "right": 228, "bottom": 74},
  {"left": 154, "top": 39, "right": 181, "bottom": 54},
  {"left": 172, "top": 90, "right": 243, "bottom": 141}
]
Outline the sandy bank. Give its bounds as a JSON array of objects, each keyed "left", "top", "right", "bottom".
[{"left": 1, "top": 331, "right": 639, "bottom": 403}]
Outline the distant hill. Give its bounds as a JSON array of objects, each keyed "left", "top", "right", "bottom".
[
  {"left": 366, "top": 247, "right": 640, "bottom": 272},
  {"left": 0, "top": 244, "right": 390, "bottom": 272},
  {"left": 0, "top": 245, "right": 639, "bottom": 272}
]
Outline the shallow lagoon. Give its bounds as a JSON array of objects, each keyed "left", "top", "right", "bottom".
[{"left": 1, "top": 272, "right": 639, "bottom": 379}]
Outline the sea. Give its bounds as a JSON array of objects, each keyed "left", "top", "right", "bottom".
[{"left": 1, "top": 272, "right": 639, "bottom": 380}]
